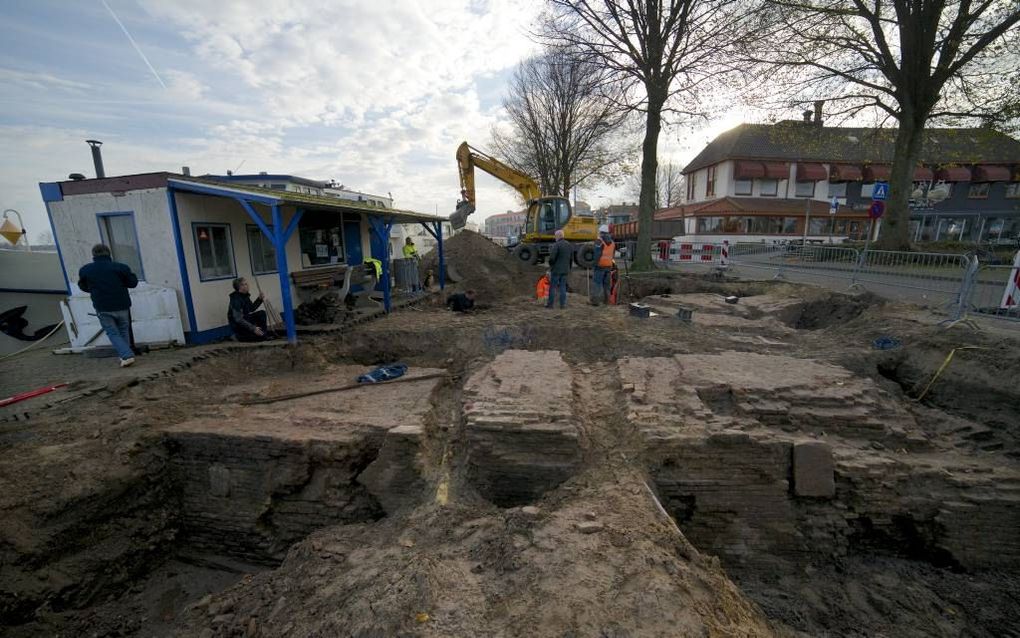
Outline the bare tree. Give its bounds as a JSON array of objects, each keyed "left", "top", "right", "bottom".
[
  {"left": 490, "top": 48, "right": 633, "bottom": 201},
  {"left": 627, "top": 160, "right": 686, "bottom": 208},
  {"left": 543, "top": 0, "right": 745, "bottom": 270},
  {"left": 744, "top": 0, "right": 1020, "bottom": 250}
]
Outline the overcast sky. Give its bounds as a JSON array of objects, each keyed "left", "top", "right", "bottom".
[{"left": 1, "top": 0, "right": 745, "bottom": 242}]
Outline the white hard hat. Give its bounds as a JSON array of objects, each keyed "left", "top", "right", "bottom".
[{"left": 598, "top": 224, "right": 609, "bottom": 233}]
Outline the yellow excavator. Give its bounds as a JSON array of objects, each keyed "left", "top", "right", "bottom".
[{"left": 452, "top": 141, "right": 598, "bottom": 267}]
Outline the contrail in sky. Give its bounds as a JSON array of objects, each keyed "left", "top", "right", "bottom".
[{"left": 100, "top": 0, "right": 167, "bottom": 89}]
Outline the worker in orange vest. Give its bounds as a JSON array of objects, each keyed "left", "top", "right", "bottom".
[
  {"left": 535, "top": 272, "right": 550, "bottom": 302},
  {"left": 591, "top": 225, "right": 615, "bottom": 306}
]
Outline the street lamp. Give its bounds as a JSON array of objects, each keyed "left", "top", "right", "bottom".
[{"left": 1, "top": 209, "right": 31, "bottom": 252}]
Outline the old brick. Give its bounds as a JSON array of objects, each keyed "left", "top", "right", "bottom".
[{"left": 793, "top": 441, "right": 835, "bottom": 498}]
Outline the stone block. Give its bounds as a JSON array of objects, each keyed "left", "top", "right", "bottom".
[{"left": 793, "top": 441, "right": 835, "bottom": 498}]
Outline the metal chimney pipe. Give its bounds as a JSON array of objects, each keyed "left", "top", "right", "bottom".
[
  {"left": 86, "top": 140, "right": 105, "bottom": 178},
  {"left": 182, "top": 166, "right": 191, "bottom": 176},
  {"left": 813, "top": 100, "right": 824, "bottom": 126}
]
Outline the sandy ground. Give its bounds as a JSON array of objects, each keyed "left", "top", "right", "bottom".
[{"left": 2, "top": 232, "right": 1019, "bottom": 637}]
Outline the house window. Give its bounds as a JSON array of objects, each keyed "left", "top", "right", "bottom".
[
  {"left": 298, "top": 215, "right": 346, "bottom": 267},
  {"left": 734, "top": 179, "right": 752, "bottom": 196},
  {"left": 795, "top": 181, "right": 816, "bottom": 197},
  {"left": 247, "top": 226, "right": 277, "bottom": 274},
  {"left": 1007, "top": 182, "right": 1020, "bottom": 199},
  {"left": 783, "top": 217, "right": 798, "bottom": 233},
  {"left": 193, "top": 223, "right": 235, "bottom": 281},
  {"left": 687, "top": 173, "right": 697, "bottom": 201},
  {"left": 706, "top": 166, "right": 717, "bottom": 197},
  {"left": 759, "top": 179, "right": 778, "bottom": 197},
  {"left": 968, "top": 183, "right": 990, "bottom": 199},
  {"left": 827, "top": 182, "right": 847, "bottom": 198},
  {"left": 97, "top": 212, "right": 144, "bottom": 280},
  {"left": 808, "top": 218, "right": 828, "bottom": 235},
  {"left": 696, "top": 216, "right": 723, "bottom": 233},
  {"left": 722, "top": 217, "right": 744, "bottom": 233}
]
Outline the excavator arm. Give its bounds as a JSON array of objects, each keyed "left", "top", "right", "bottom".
[{"left": 451, "top": 142, "right": 542, "bottom": 230}]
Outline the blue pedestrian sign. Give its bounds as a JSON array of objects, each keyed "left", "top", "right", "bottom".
[{"left": 872, "top": 182, "right": 889, "bottom": 201}]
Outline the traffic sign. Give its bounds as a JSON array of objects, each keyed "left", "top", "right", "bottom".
[
  {"left": 829, "top": 197, "right": 838, "bottom": 215},
  {"left": 872, "top": 182, "right": 889, "bottom": 201},
  {"left": 868, "top": 200, "right": 885, "bottom": 219}
]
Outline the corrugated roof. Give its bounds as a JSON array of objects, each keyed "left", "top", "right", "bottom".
[
  {"left": 169, "top": 177, "right": 447, "bottom": 225},
  {"left": 683, "top": 124, "right": 1020, "bottom": 173}
]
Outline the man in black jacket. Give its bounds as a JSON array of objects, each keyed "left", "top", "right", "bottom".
[
  {"left": 228, "top": 277, "right": 268, "bottom": 341},
  {"left": 78, "top": 244, "right": 139, "bottom": 367},
  {"left": 546, "top": 230, "right": 571, "bottom": 309}
]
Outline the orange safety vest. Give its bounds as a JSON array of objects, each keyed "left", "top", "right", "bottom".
[
  {"left": 536, "top": 274, "right": 550, "bottom": 300},
  {"left": 597, "top": 239, "right": 615, "bottom": 268}
]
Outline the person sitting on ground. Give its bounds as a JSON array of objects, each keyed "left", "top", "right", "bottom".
[
  {"left": 446, "top": 289, "right": 477, "bottom": 313},
  {"left": 228, "top": 277, "right": 269, "bottom": 341},
  {"left": 78, "top": 243, "right": 139, "bottom": 367}
]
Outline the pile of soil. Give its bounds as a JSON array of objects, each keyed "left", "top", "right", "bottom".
[
  {"left": 421, "top": 231, "right": 544, "bottom": 303},
  {"left": 294, "top": 292, "right": 350, "bottom": 325}
]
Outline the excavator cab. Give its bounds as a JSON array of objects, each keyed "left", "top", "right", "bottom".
[{"left": 525, "top": 197, "right": 573, "bottom": 237}]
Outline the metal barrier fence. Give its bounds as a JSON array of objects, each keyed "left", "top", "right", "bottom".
[
  {"left": 629, "top": 239, "right": 1019, "bottom": 325},
  {"left": 961, "top": 257, "right": 1020, "bottom": 323}
]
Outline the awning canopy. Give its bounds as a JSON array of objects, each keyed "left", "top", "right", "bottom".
[
  {"left": 762, "top": 162, "right": 789, "bottom": 179},
  {"left": 913, "top": 166, "right": 934, "bottom": 181},
  {"left": 935, "top": 166, "right": 972, "bottom": 182},
  {"left": 863, "top": 165, "right": 891, "bottom": 181},
  {"left": 796, "top": 163, "right": 827, "bottom": 181},
  {"left": 829, "top": 164, "right": 863, "bottom": 182},
  {"left": 972, "top": 165, "right": 1011, "bottom": 182},
  {"left": 734, "top": 160, "right": 765, "bottom": 179}
]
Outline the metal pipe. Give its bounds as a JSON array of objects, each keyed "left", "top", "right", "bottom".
[{"left": 86, "top": 140, "right": 105, "bottom": 178}]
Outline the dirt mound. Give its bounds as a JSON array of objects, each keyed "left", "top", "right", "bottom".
[{"left": 422, "top": 231, "right": 544, "bottom": 303}]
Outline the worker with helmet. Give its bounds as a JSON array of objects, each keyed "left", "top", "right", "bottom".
[{"left": 591, "top": 224, "right": 615, "bottom": 306}]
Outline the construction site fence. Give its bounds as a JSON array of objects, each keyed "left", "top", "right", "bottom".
[{"left": 642, "top": 240, "right": 1019, "bottom": 325}]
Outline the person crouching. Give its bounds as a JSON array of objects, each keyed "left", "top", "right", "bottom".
[{"left": 228, "top": 277, "right": 268, "bottom": 341}]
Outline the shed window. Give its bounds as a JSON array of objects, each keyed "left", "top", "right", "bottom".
[
  {"left": 1006, "top": 182, "right": 1020, "bottom": 199},
  {"left": 193, "top": 224, "right": 235, "bottom": 281},
  {"left": 247, "top": 226, "right": 277, "bottom": 274},
  {"left": 299, "top": 215, "right": 346, "bottom": 267},
  {"left": 97, "top": 213, "right": 144, "bottom": 280}
]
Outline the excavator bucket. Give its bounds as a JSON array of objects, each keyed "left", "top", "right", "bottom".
[{"left": 450, "top": 201, "right": 475, "bottom": 231}]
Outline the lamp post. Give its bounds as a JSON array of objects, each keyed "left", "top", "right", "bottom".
[{"left": 1, "top": 209, "right": 31, "bottom": 252}]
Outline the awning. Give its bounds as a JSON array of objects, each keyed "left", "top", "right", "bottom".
[
  {"left": 935, "top": 166, "right": 972, "bottom": 182},
  {"left": 762, "top": 162, "right": 789, "bottom": 179},
  {"left": 913, "top": 166, "right": 934, "bottom": 181},
  {"left": 972, "top": 165, "right": 1011, "bottom": 181},
  {"left": 796, "top": 163, "right": 827, "bottom": 181},
  {"left": 734, "top": 161, "right": 765, "bottom": 179},
  {"left": 863, "top": 165, "right": 891, "bottom": 181},
  {"left": 829, "top": 164, "right": 863, "bottom": 181}
]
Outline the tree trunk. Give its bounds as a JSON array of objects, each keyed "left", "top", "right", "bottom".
[
  {"left": 633, "top": 92, "right": 665, "bottom": 271},
  {"left": 876, "top": 115, "right": 924, "bottom": 251}
]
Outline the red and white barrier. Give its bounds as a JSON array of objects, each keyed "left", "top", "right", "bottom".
[
  {"left": 720, "top": 240, "right": 729, "bottom": 267},
  {"left": 1000, "top": 251, "right": 1020, "bottom": 309}
]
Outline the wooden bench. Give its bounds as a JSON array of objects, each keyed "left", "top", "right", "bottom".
[{"left": 291, "top": 265, "right": 347, "bottom": 290}]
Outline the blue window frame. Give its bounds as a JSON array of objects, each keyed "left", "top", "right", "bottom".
[
  {"left": 246, "top": 224, "right": 278, "bottom": 275},
  {"left": 96, "top": 211, "right": 145, "bottom": 281},
  {"left": 192, "top": 222, "right": 237, "bottom": 281}
]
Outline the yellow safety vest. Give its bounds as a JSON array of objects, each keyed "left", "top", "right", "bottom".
[
  {"left": 365, "top": 257, "right": 382, "bottom": 279},
  {"left": 403, "top": 244, "right": 417, "bottom": 258}
]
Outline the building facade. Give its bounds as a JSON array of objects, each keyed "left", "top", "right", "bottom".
[
  {"left": 681, "top": 117, "right": 1020, "bottom": 244},
  {"left": 483, "top": 210, "right": 527, "bottom": 239}
]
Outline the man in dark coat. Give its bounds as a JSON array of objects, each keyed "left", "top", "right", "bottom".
[
  {"left": 446, "top": 289, "right": 476, "bottom": 313},
  {"left": 78, "top": 243, "right": 139, "bottom": 367},
  {"left": 546, "top": 230, "right": 572, "bottom": 309},
  {"left": 228, "top": 277, "right": 268, "bottom": 341}
]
